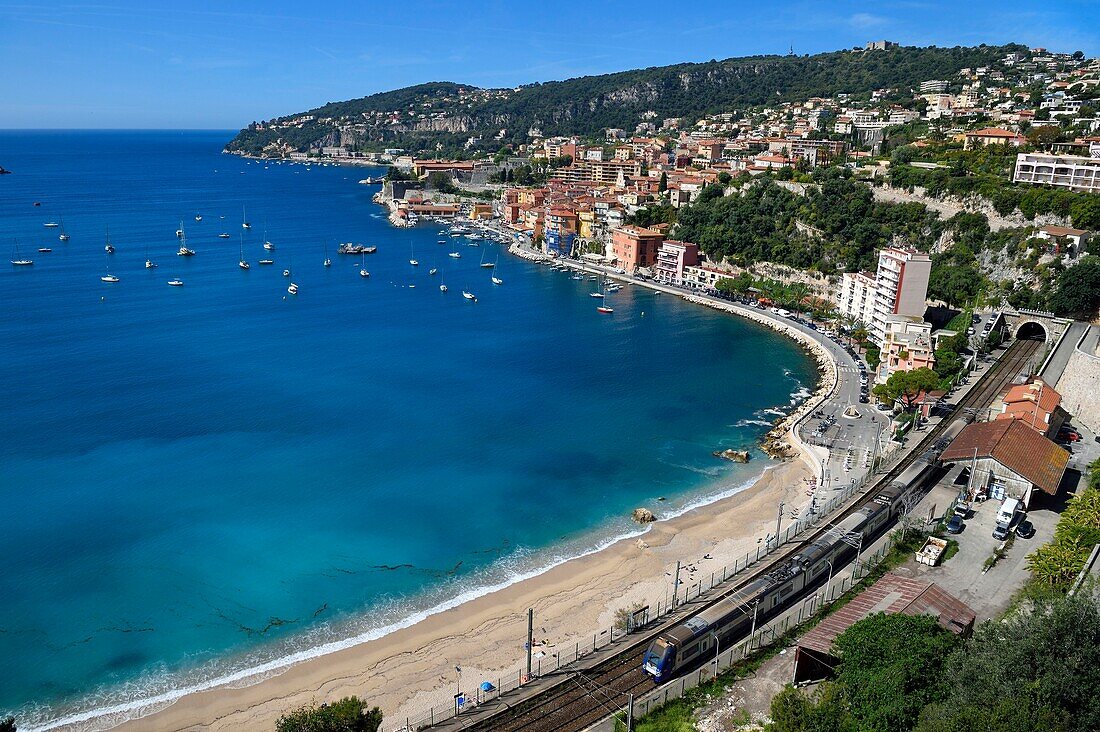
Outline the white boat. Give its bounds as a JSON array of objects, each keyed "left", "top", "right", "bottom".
[
  {"left": 11, "top": 241, "right": 33, "bottom": 266},
  {"left": 218, "top": 233, "right": 230, "bottom": 239},
  {"left": 146, "top": 259, "right": 158, "bottom": 269},
  {"left": 43, "top": 221, "right": 59, "bottom": 228},
  {"left": 597, "top": 306, "right": 614, "bottom": 314},
  {"left": 323, "top": 241, "right": 331, "bottom": 267},
  {"left": 104, "top": 226, "right": 115, "bottom": 254},
  {"left": 176, "top": 227, "right": 184, "bottom": 238},
  {"left": 462, "top": 290, "right": 477, "bottom": 301},
  {"left": 238, "top": 236, "right": 250, "bottom": 269},
  {"left": 168, "top": 278, "right": 184, "bottom": 286},
  {"left": 177, "top": 223, "right": 195, "bottom": 255},
  {"left": 283, "top": 268, "right": 291, "bottom": 277},
  {"left": 259, "top": 259, "right": 274, "bottom": 265},
  {"left": 448, "top": 251, "right": 461, "bottom": 258},
  {"left": 360, "top": 268, "right": 370, "bottom": 277},
  {"left": 58, "top": 217, "right": 70, "bottom": 241},
  {"left": 101, "top": 254, "right": 118, "bottom": 282},
  {"left": 264, "top": 242, "right": 275, "bottom": 250},
  {"left": 409, "top": 243, "right": 418, "bottom": 266},
  {"left": 242, "top": 206, "right": 251, "bottom": 229},
  {"left": 491, "top": 256, "right": 502, "bottom": 284},
  {"left": 440, "top": 271, "right": 448, "bottom": 292},
  {"left": 194, "top": 214, "right": 202, "bottom": 222},
  {"left": 429, "top": 268, "right": 438, "bottom": 275},
  {"left": 287, "top": 282, "right": 299, "bottom": 295}
]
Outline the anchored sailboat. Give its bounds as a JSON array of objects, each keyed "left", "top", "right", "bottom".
[{"left": 239, "top": 234, "right": 250, "bottom": 269}]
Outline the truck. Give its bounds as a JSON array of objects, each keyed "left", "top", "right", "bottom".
[
  {"left": 996, "top": 498, "right": 1021, "bottom": 528},
  {"left": 916, "top": 536, "right": 949, "bottom": 566}
]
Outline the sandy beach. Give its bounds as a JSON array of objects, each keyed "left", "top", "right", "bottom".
[{"left": 95, "top": 456, "right": 812, "bottom": 732}]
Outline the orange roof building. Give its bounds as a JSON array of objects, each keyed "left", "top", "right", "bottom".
[
  {"left": 940, "top": 419, "right": 1070, "bottom": 506},
  {"left": 994, "top": 377, "right": 1063, "bottom": 436}
]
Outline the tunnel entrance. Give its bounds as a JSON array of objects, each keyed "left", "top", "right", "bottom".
[{"left": 1015, "top": 321, "right": 1048, "bottom": 341}]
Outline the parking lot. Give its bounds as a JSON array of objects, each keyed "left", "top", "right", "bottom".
[{"left": 903, "top": 467, "right": 1062, "bottom": 620}]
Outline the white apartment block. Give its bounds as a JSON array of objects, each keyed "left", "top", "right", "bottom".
[
  {"left": 836, "top": 247, "right": 932, "bottom": 342},
  {"left": 1013, "top": 149, "right": 1100, "bottom": 193}
]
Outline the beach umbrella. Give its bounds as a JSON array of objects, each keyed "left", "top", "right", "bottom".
[{"left": 479, "top": 681, "right": 495, "bottom": 691}]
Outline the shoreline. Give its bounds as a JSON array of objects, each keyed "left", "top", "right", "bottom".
[
  {"left": 100, "top": 460, "right": 813, "bottom": 732},
  {"left": 28, "top": 219, "right": 839, "bottom": 732}
]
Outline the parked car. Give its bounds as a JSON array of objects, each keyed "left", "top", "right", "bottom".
[
  {"left": 1015, "top": 520, "right": 1035, "bottom": 539},
  {"left": 1058, "top": 428, "right": 1081, "bottom": 442},
  {"left": 992, "top": 524, "right": 1011, "bottom": 541},
  {"left": 946, "top": 515, "right": 965, "bottom": 534}
]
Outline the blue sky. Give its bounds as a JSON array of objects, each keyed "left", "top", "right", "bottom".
[{"left": 1, "top": 0, "right": 1097, "bottom": 129}]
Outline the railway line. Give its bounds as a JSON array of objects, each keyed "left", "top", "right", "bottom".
[{"left": 452, "top": 337, "right": 1042, "bottom": 732}]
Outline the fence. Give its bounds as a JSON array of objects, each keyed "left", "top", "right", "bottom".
[
  {"left": 386, "top": 452, "right": 913, "bottom": 731},
  {"left": 629, "top": 527, "right": 908, "bottom": 722}
]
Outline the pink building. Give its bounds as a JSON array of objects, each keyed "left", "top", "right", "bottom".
[{"left": 653, "top": 240, "right": 700, "bottom": 285}]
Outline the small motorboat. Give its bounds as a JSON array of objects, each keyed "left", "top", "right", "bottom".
[
  {"left": 258, "top": 259, "right": 274, "bottom": 265},
  {"left": 283, "top": 269, "right": 290, "bottom": 277},
  {"left": 597, "top": 306, "right": 614, "bottom": 314},
  {"left": 239, "top": 260, "right": 250, "bottom": 270},
  {"left": 101, "top": 274, "right": 119, "bottom": 282},
  {"left": 37, "top": 247, "right": 52, "bottom": 253},
  {"left": 194, "top": 215, "right": 202, "bottom": 221},
  {"left": 589, "top": 292, "right": 605, "bottom": 298},
  {"left": 409, "top": 259, "right": 418, "bottom": 266},
  {"left": 264, "top": 242, "right": 275, "bottom": 251},
  {"left": 43, "top": 222, "right": 59, "bottom": 228},
  {"left": 146, "top": 259, "right": 158, "bottom": 269},
  {"left": 492, "top": 275, "right": 503, "bottom": 285},
  {"left": 324, "top": 258, "right": 332, "bottom": 267},
  {"left": 448, "top": 252, "right": 461, "bottom": 259},
  {"left": 287, "top": 282, "right": 299, "bottom": 295},
  {"left": 168, "top": 278, "right": 184, "bottom": 286},
  {"left": 218, "top": 233, "right": 231, "bottom": 239},
  {"left": 429, "top": 268, "right": 438, "bottom": 275},
  {"left": 176, "top": 228, "right": 184, "bottom": 238}
]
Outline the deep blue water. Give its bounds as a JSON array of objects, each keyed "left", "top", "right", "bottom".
[{"left": 0, "top": 131, "right": 815, "bottom": 726}]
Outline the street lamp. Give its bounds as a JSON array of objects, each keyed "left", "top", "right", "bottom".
[{"left": 823, "top": 558, "right": 835, "bottom": 604}]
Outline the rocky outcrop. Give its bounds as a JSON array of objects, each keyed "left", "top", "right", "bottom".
[
  {"left": 713, "top": 449, "right": 751, "bottom": 463},
  {"left": 631, "top": 508, "right": 657, "bottom": 524}
]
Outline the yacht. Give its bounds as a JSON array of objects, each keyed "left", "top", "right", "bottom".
[
  {"left": 264, "top": 241, "right": 276, "bottom": 250},
  {"left": 101, "top": 254, "right": 118, "bottom": 282},
  {"left": 11, "top": 242, "right": 33, "bottom": 266},
  {"left": 439, "top": 272, "right": 448, "bottom": 292},
  {"left": 168, "top": 278, "right": 184, "bottom": 286},
  {"left": 241, "top": 207, "right": 251, "bottom": 229},
  {"left": 104, "top": 226, "right": 115, "bottom": 254},
  {"left": 238, "top": 236, "right": 250, "bottom": 269},
  {"left": 146, "top": 259, "right": 158, "bottom": 269},
  {"left": 360, "top": 267, "right": 370, "bottom": 277},
  {"left": 462, "top": 290, "right": 477, "bottom": 302},
  {"left": 177, "top": 224, "right": 195, "bottom": 256},
  {"left": 58, "top": 218, "right": 70, "bottom": 241}
]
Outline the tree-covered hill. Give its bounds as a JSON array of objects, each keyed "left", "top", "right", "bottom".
[{"left": 226, "top": 43, "right": 1023, "bottom": 156}]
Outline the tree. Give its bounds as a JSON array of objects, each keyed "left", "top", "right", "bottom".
[
  {"left": 658, "top": 171, "right": 668, "bottom": 192},
  {"left": 916, "top": 594, "right": 1100, "bottom": 732},
  {"left": 1070, "top": 196, "right": 1100, "bottom": 230},
  {"left": 932, "top": 347, "right": 963, "bottom": 380},
  {"left": 276, "top": 697, "right": 383, "bottom": 732},
  {"left": 767, "top": 683, "right": 855, "bottom": 732},
  {"left": 1048, "top": 256, "right": 1100, "bottom": 318},
  {"left": 832, "top": 613, "right": 959, "bottom": 732},
  {"left": 426, "top": 171, "right": 457, "bottom": 194},
  {"left": 876, "top": 367, "right": 940, "bottom": 411}
]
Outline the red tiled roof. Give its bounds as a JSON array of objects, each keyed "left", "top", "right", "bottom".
[
  {"left": 799, "top": 573, "right": 975, "bottom": 655},
  {"left": 940, "top": 420, "right": 1069, "bottom": 495},
  {"left": 967, "top": 127, "right": 1022, "bottom": 138}
]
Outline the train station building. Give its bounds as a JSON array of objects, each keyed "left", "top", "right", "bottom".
[{"left": 939, "top": 419, "right": 1070, "bottom": 508}]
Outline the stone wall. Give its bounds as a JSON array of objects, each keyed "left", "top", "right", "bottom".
[{"left": 1056, "top": 345, "right": 1100, "bottom": 434}]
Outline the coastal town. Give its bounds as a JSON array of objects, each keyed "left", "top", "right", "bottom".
[
  {"left": 6, "top": 22, "right": 1100, "bottom": 732},
  {"left": 216, "top": 41, "right": 1100, "bottom": 732}
]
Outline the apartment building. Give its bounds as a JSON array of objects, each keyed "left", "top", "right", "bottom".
[
  {"left": 879, "top": 315, "right": 936, "bottom": 384},
  {"left": 836, "top": 247, "right": 931, "bottom": 342},
  {"left": 652, "top": 241, "right": 700, "bottom": 285},
  {"left": 1013, "top": 150, "right": 1100, "bottom": 193},
  {"left": 611, "top": 226, "right": 664, "bottom": 275}
]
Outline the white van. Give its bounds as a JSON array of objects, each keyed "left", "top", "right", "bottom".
[{"left": 996, "top": 498, "right": 1021, "bottom": 528}]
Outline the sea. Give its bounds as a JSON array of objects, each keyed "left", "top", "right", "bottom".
[{"left": 0, "top": 130, "right": 816, "bottom": 728}]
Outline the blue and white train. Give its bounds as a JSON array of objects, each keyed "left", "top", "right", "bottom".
[{"left": 641, "top": 417, "right": 968, "bottom": 683}]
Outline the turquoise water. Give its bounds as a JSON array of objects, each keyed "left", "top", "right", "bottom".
[{"left": 0, "top": 131, "right": 816, "bottom": 727}]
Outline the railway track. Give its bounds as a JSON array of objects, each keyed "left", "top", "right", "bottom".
[{"left": 456, "top": 337, "right": 1042, "bottom": 732}]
